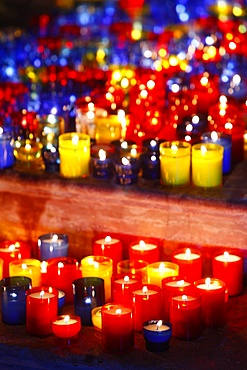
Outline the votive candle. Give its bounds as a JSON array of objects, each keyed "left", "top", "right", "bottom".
[
  {"left": 147, "top": 262, "right": 179, "bottom": 288},
  {"left": 172, "top": 248, "right": 202, "bottom": 283}
]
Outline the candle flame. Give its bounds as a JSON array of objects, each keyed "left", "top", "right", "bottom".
[
  {"left": 47, "top": 114, "right": 56, "bottom": 125},
  {"left": 139, "top": 240, "right": 146, "bottom": 249},
  {"left": 40, "top": 290, "right": 45, "bottom": 298},
  {"left": 151, "top": 155, "right": 157, "bottom": 162},
  {"left": 64, "top": 315, "right": 70, "bottom": 324},
  {"left": 21, "top": 263, "right": 28, "bottom": 270},
  {"left": 225, "top": 122, "right": 233, "bottom": 130},
  {"left": 124, "top": 276, "right": 130, "bottom": 282},
  {"left": 200, "top": 76, "right": 208, "bottom": 86},
  {"left": 121, "top": 141, "right": 128, "bottom": 149},
  {"left": 130, "top": 148, "right": 137, "bottom": 157},
  {"left": 223, "top": 251, "right": 230, "bottom": 261},
  {"left": 219, "top": 95, "right": 227, "bottom": 105},
  {"left": 25, "top": 143, "right": 32, "bottom": 151},
  {"left": 177, "top": 280, "right": 185, "bottom": 287},
  {"left": 156, "top": 320, "right": 163, "bottom": 330},
  {"left": 182, "top": 295, "right": 188, "bottom": 301},
  {"left": 94, "top": 262, "right": 100, "bottom": 268},
  {"left": 142, "top": 286, "right": 148, "bottom": 294},
  {"left": 58, "top": 262, "right": 64, "bottom": 269},
  {"left": 185, "top": 248, "right": 191, "bottom": 260},
  {"left": 72, "top": 135, "right": 79, "bottom": 145},
  {"left": 171, "top": 144, "right": 178, "bottom": 151},
  {"left": 186, "top": 124, "right": 193, "bottom": 132},
  {"left": 159, "top": 262, "right": 165, "bottom": 272},
  {"left": 122, "top": 157, "right": 130, "bottom": 166},
  {"left": 8, "top": 244, "right": 16, "bottom": 252},
  {"left": 105, "top": 236, "right": 112, "bottom": 243},
  {"left": 205, "top": 277, "right": 211, "bottom": 288},
  {"left": 211, "top": 131, "right": 218, "bottom": 141},
  {"left": 52, "top": 234, "right": 58, "bottom": 242},
  {"left": 201, "top": 145, "right": 207, "bottom": 155},
  {"left": 150, "top": 139, "right": 157, "bottom": 147},
  {"left": 98, "top": 149, "right": 106, "bottom": 161},
  {"left": 115, "top": 309, "right": 122, "bottom": 315}
]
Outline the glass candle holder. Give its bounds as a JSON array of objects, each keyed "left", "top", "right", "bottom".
[
  {"left": 141, "top": 151, "right": 160, "bottom": 180},
  {"left": 37, "top": 114, "right": 65, "bottom": 144},
  {"left": 143, "top": 320, "right": 172, "bottom": 352},
  {"left": 111, "top": 274, "right": 142, "bottom": 305},
  {"left": 147, "top": 262, "right": 179, "bottom": 288},
  {"left": 192, "top": 143, "right": 224, "bottom": 188},
  {"left": 171, "top": 248, "right": 202, "bottom": 283},
  {"left": 129, "top": 240, "right": 160, "bottom": 264},
  {"left": 0, "top": 240, "right": 30, "bottom": 279},
  {"left": 81, "top": 256, "right": 113, "bottom": 303},
  {"left": 95, "top": 115, "right": 122, "bottom": 144},
  {"left": 92, "top": 235, "right": 123, "bottom": 274},
  {"left": 58, "top": 133, "right": 91, "bottom": 178},
  {"left": 26, "top": 286, "right": 58, "bottom": 337},
  {"left": 52, "top": 314, "right": 81, "bottom": 339},
  {"left": 0, "top": 276, "right": 32, "bottom": 325},
  {"left": 159, "top": 141, "right": 191, "bottom": 186},
  {"left": 9, "top": 258, "right": 41, "bottom": 287},
  {"left": 13, "top": 139, "right": 45, "bottom": 174},
  {"left": 73, "top": 277, "right": 105, "bottom": 326},
  {"left": 102, "top": 303, "right": 135, "bottom": 354},
  {"left": 91, "top": 306, "right": 102, "bottom": 331},
  {"left": 0, "top": 128, "right": 15, "bottom": 169},
  {"left": 38, "top": 233, "right": 69, "bottom": 261},
  {"left": 117, "top": 260, "right": 148, "bottom": 283},
  {"left": 91, "top": 148, "right": 114, "bottom": 179},
  {"left": 114, "top": 155, "right": 141, "bottom": 185}
]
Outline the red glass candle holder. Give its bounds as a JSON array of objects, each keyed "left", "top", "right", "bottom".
[
  {"left": 111, "top": 273, "right": 142, "bottom": 304},
  {"left": 52, "top": 314, "right": 81, "bottom": 339},
  {"left": 172, "top": 248, "right": 202, "bottom": 283}
]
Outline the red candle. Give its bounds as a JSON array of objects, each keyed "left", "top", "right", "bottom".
[
  {"left": 92, "top": 235, "right": 122, "bottom": 274},
  {"left": 212, "top": 251, "right": 243, "bottom": 296},
  {"left": 46, "top": 257, "right": 81, "bottom": 304},
  {"left": 52, "top": 314, "right": 81, "bottom": 339},
  {"left": 129, "top": 240, "right": 160, "bottom": 264},
  {"left": 102, "top": 303, "right": 135, "bottom": 354},
  {"left": 132, "top": 284, "right": 162, "bottom": 332},
  {"left": 162, "top": 276, "right": 192, "bottom": 321},
  {"left": 26, "top": 287, "right": 58, "bottom": 336},
  {"left": 172, "top": 248, "right": 202, "bottom": 283},
  {"left": 111, "top": 274, "right": 142, "bottom": 304},
  {"left": 169, "top": 294, "right": 202, "bottom": 340},
  {"left": 0, "top": 240, "right": 30, "bottom": 278},
  {"left": 194, "top": 278, "right": 226, "bottom": 328}
]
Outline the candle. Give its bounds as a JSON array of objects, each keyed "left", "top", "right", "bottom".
[
  {"left": 194, "top": 278, "right": 226, "bottom": 328},
  {"left": 0, "top": 276, "right": 32, "bottom": 325},
  {"left": 132, "top": 285, "right": 162, "bottom": 332},
  {"left": 114, "top": 155, "right": 141, "bottom": 185},
  {"left": 58, "top": 133, "right": 91, "bottom": 178},
  {"left": 117, "top": 260, "right": 149, "bottom": 283},
  {"left": 9, "top": 258, "right": 41, "bottom": 287},
  {"left": 141, "top": 151, "right": 160, "bottom": 180},
  {"left": 170, "top": 294, "right": 202, "bottom": 340},
  {"left": 143, "top": 320, "right": 172, "bottom": 352},
  {"left": 172, "top": 248, "right": 202, "bottom": 283},
  {"left": 192, "top": 143, "right": 224, "bottom": 188},
  {"left": 52, "top": 314, "right": 81, "bottom": 339},
  {"left": 13, "top": 139, "right": 45, "bottom": 174},
  {"left": 81, "top": 256, "right": 113, "bottom": 303},
  {"left": 147, "top": 262, "right": 179, "bottom": 288},
  {"left": 218, "top": 122, "right": 245, "bottom": 164},
  {"left": 95, "top": 115, "right": 122, "bottom": 144},
  {"left": 111, "top": 274, "right": 141, "bottom": 304},
  {"left": 0, "top": 240, "right": 31, "bottom": 278},
  {"left": 73, "top": 277, "right": 105, "bottom": 326},
  {"left": 102, "top": 303, "right": 135, "bottom": 354},
  {"left": 37, "top": 114, "right": 65, "bottom": 144},
  {"left": 129, "top": 240, "right": 160, "bottom": 264},
  {"left": 46, "top": 257, "right": 81, "bottom": 304},
  {"left": 212, "top": 251, "right": 243, "bottom": 296},
  {"left": 38, "top": 233, "right": 69, "bottom": 261},
  {"left": 159, "top": 141, "right": 191, "bottom": 186},
  {"left": 92, "top": 235, "right": 123, "bottom": 274},
  {"left": 162, "top": 277, "right": 192, "bottom": 321},
  {"left": 91, "top": 306, "right": 102, "bottom": 330},
  {"left": 0, "top": 127, "right": 14, "bottom": 169},
  {"left": 202, "top": 131, "right": 232, "bottom": 174},
  {"left": 26, "top": 287, "right": 58, "bottom": 336},
  {"left": 91, "top": 149, "right": 114, "bottom": 179}
]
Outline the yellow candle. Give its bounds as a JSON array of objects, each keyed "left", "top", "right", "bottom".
[
  {"left": 192, "top": 143, "right": 224, "bottom": 187},
  {"left": 95, "top": 115, "right": 122, "bottom": 144},
  {"left": 81, "top": 256, "right": 113, "bottom": 303},
  {"left": 159, "top": 141, "right": 191, "bottom": 186},
  {"left": 9, "top": 258, "right": 41, "bottom": 287},
  {"left": 147, "top": 262, "right": 179, "bottom": 288},
  {"left": 91, "top": 306, "right": 102, "bottom": 330},
  {"left": 59, "top": 133, "right": 91, "bottom": 178}
]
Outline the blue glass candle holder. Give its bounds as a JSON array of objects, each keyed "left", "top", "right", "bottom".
[
  {"left": 38, "top": 233, "right": 69, "bottom": 261},
  {"left": 114, "top": 156, "right": 141, "bottom": 185},
  {"left": 42, "top": 143, "right": 60, "bottom": 172},
  {"left": 91, "top": 148, "right": 114, "bottom": 179},
  {"left": 0, "top": 128, "right": 15, "bottom": 169},
  {"left": 143, "top": 320, "right": 172, "bottom": 352},
  {"left": 0, "top": 276, "right": 32, "bottom": 325},
  {"left": 72, "top": 277, "right": 105, "bottom": 326},
  {"left": 141, "top": 152, "right": 160, "bottom": 180}
]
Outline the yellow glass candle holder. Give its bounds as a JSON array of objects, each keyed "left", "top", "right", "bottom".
[
  {"left": 13, "top": 139, "right": 45, "bottom": 174},
  {"left": 59, "top": 133, "right": 91, "bottom": 178},
  {"left": 37, "top": 114, "right": 65, "bottom": 145},
  {"left": 192, "top": 143, "right": 224, "bottom": 188},
  {"left": 9, "top": 258, "right": 42, "bottom": 287},
  {"left": 160, "top": 141, "right": 191, "bottom": 186},
  {"left": 95, "top": 115, "right": 122, "bottom": 144}
]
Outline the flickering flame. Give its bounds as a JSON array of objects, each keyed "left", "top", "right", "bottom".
[
  {"left": 201, "top": 145, "right": 207, "bottom": 155},
  {"left": 186, "top": 124, "right": 193, "bottom": 132},
  {"left": 52, "top": 234, "right": 58, "bottom": 242},
  {"left": 105, "top": 236, "right": 112, "bottom": 243},
  {"left": 192, "top": 115, "right": 199, "bottom": 124},
  {"left": 8, "top": 244, "right": 16, "bottom": 252},
  {"left": 88, "top": 102, "right": 94, "bottom": 111},
  {"left": 185, "top": 248, "right": 191, "bottom": 260},
  {"left": 72, "top": 135, "right": 79, "bottom": 145},
  {"left": 159, "top": 262, "right": 165, "bottom": 272},
  {"left": 156, "top": 320, "right": 163, "bottom": 330},
  {"left": 22, "top": 263, "right": 28, "bottom": 270},
  {"left": 150, "top": 139, "right": 157, "bottom": 147},
  {"left": 121, "top": 141, "right": 128, "bottom": 149},
  {"left": 223, "top": 251, "right": 230, "bottom": 261},
  {"left": 124, "top": 276, "right": 130, "bottom": 283},
  {"left": 205, "top": 277, "right": 211, "bottom": 288},
  {"left": 87, "top": 111, "right": 95, "bottom": 120},
  {"left": 139, "top": 240, "right": 146, "bottom": 249},
  {"left": 219, "top": 95, "right": 227, "bottom": 105},
  {"left": 94, "top": 262, "right": 100, "bottom": 268},
  {"left": 64, "top": 315, "right": 70, "bottom": 324},
  {"left": 142, "top": 286, "right": 148, "bottom": 294},
  {"left": 171, "top": 144, "right": 178, "bottom": 151},
  {"left": 98, "top": 149, "right": 106, "bottom": 161},
  {"left": 40, "top": 290, "right": 45, "bottom": 298},
  {"left": 211, "top": 131, "right": 219, "bottom": 141},
  {"left": 115, "top": 309, "right": 122, "bottom": 315},
  {"left": 151, "top": 155, "right": 157, "bottom": 162},
  {"left": 130, "top": 148, "right": 137, "bottom": 157},
  {"left": 25, "top": 143, "right": 32, "bottom": 152},
  {"left": 182, "top": 295, "right": 188, "bottom": 301},
  {"left": 47, "top": 114, "right": 56, "bottom": 124},
  {"left": 122, "top": 157, "right": 130, "bottom": 166},
  {"left": 58, "top": 262, "right": 64, "bottom": 269},
  {"left": 177, "top": 280, "right": 185, "bottom": 287}
]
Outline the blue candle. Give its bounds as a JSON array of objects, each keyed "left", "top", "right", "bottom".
[
  {"left": 202, "top": 131, "right": 232, "bottom": 174},
  {"left": 91, "top": 149, "right": 114, "bottom": 179},
  {"left": 143, "top": 320, "right": 172, "bottom": 352},
  {"left": 38, "top": 233, "right": 69, "bottom": 261},
  {"left": 141, "top": 152, "right": 160, "bottom": 180},
  {"left": 0, "top": 128, "right": 15, "bottom": 169},
  {"left": 0, "top": 276, "right": 32, "bottom": 325}
]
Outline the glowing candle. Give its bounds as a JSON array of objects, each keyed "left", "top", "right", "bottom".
[
  {"left": 92, "top": 235, "right": 123, "bottom": 274},
  {"left": 117, "top": 260, "right": 148, "bottom": 283},
  {"left": 147, "top": 262, "right": 179, "bottom": 288},
  {"left": 0, "top": 127, "right": 14, "bottom": 169},
  {"left": 143, "top": 320, "right": 172, "bottom": 352},
  {"left": 212, "top": 251, "right": 243, "bottom": 296},
  {"left": 194, "top": 278, "right": 226, "bottom": 328},
  {"left": 9, "top": 259, "right": 41, "bottom": 287},
  {"left": 132, "top": 285, "right": 162, "bottom": 331},
  {"left": 26, "top": 287, "right": 58, "bottom": 336},
  {"left": 129, "top": 240, "right": 160, "bottom": 264},
  {"left": 102, "top": 303, "right": 135, "bottom": 354},
  {"left": 0, "top": 240, "right": 30, "bottom": 278},
  {"left": 170, "top": 294, "right": 202, "bottom": 340},
  {"left": 111, "top": 274, "right": 141, "bottom": 304},
  {"left": 91, "top": 148, "right": 114, "bottom": 179},
  {"left": 52, "top": 314, "right": 81, "bottom": 339},
  {"left": 159, "top": 141, "right": 191, "bottom": 186},
  {"left": 81, "top": 256, "right": 113, "bottom": 303},
  {"left": 172, "top": 248, "right": 202, "bottom": 283},
  {"left": 114, "top": 155, "right": 141, "bottom": 185},
  {"left": 91, "top": 306, "right": 102, "bottom": 330},
  {"left": 46, "top": 257, "right": 81, "bottom": 304},
  {"left": 192, "top": 143, "right": 224, "bottom": 187},
  {"left": 38, "top": 233, "right": 69, "bottom": 261},
  {"left": 13, "top": 139, "right": 45, "bottom": 173},
  {"left": 58, "top": 133, "right": 91, "bottom": 178}
]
